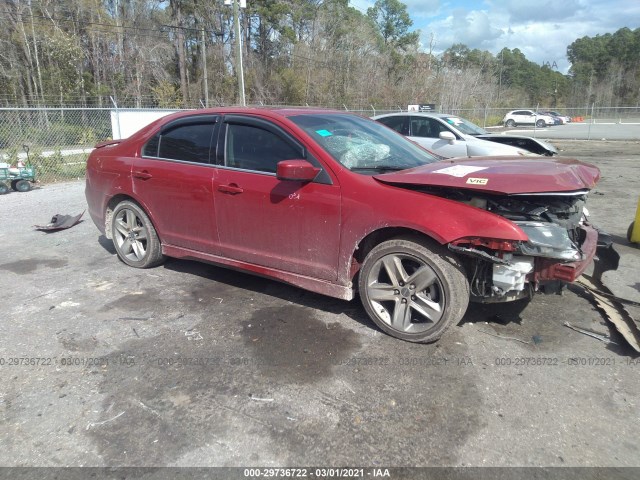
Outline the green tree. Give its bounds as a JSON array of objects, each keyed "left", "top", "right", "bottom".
[
  {"left": 567, "top": 27, "right": 640, "bottom": 105},
  {"left": 366, "top": 0, "right": 419, "bottom": 52},
  {"left": 366, "top": 0, "right": 419, "bottom": 82}
]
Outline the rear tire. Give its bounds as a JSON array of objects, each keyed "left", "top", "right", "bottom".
[
  {"left": 111, "top": 200, "right": 165, "bottom": 268},
  {"left": 505, "top": 119, "right": 516, "bottom": 128},
  {"left": 358, "top": 237, "right": 469, "bottom": 343},
  {"left": 0, "top": 183, "right": 8, "bottom": 195}
]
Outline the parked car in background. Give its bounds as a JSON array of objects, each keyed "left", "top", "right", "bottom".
[
  {"left": 86, "top": 108, "right": 601, "bottom": 343},
  {"left": 549, "top": 115, "right": 563, "bottom": 126},
  {"left": 373, "top": 112, "right": 535, "bottom": 158},
  {"left": 374, "top": 112, "right": 557, "bottom": 157},
  {"left": 541, "top": 111, "right": 571, "bottom": 124},
  {"left": 503, "top": 110, "right": 556, "bottom": 128}
]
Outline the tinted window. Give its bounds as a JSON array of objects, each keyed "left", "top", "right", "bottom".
[
  {"left": 377, "top": 116, "right": 409, "bottom": 135},
  {"left": 225, "top": 124, "right": 300, "bottom": 173},
  {"left": 410, "top": 117, "right": 450, "bottom": 138},
  {"left": 155, "top": 123, "right": 215, "bottom": 163},
  {"left": 143, "top": 135, "right": 159, "bottom": 157}
]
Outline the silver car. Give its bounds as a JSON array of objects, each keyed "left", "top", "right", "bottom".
[{"left": 373, "top": 112, "right": 536, "bottom": 158}]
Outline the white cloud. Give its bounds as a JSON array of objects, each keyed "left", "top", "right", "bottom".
[
  {"left": 449, "top": 9, "right": 503, "bottom": 46},
  {"left": 413, "top": 0, "right": 639, "bottom": 74},
  {"left": 422, "top": 8, "right": 505, "bottom": 57},
  {"left": 402, "top": 0, "right": 442, "bottom": 19},
  {"left": 498, "top": 0, "right": 587, "bottom": 22}
]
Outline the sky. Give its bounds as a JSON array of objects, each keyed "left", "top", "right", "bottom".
[{"left": 349, "top": 0, "right": 640, "bottom": 73}]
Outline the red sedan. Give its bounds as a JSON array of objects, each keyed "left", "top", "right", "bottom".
[{"left": 85, "top": 108, "right": 600, "bottom": 343}]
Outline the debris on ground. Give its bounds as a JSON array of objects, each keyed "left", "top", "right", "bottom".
[
  {"left": 569, "top": 242, "right": 640, "bottom": 352},
  {"left": 577, "top": 276, "right": 640, "bottom": 353},
  {"left": 85, "top": 411, "right": 125, "bottom": 430},
  {"left": 563, "top": 321, "right": 617, "bottom": 345},
  {"left": 477, "top": 328, "right": 532, "bottom": 345},
  {"left": 249, "top": 394, "right": 274, "bottom": 402},
  {"left": 34, "top": 211, "right": 84, "bottom": 231}
]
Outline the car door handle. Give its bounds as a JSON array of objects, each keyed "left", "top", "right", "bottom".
[
  {"left": 218, "top": 184, "right": 244, "bottom": 195},
  {"left": 133, "top": 170, "right": 153, "bottom": 180}
]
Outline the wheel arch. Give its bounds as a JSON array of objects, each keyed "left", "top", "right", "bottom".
[
  {"left": 104, "top": 194, "right": 162, "bottom": 243},
  {"left": 348, "top": 226, "right": 444, "bottom": 283}
]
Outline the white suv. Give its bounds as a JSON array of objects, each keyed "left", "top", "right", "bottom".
[{"left": 503, "top": 110, "right": 555, "bottom": 128}]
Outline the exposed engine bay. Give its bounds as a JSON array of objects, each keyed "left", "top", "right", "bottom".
[{"left": 421, "top": 186, "right": 597, "bottom": 303}]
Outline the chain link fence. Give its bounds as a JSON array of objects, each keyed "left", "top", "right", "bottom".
[
  {"left": 2, "top": 105, "right": 640, "bottom": 184},
  {"left": 0, "top": 108, "right": 112, "bottom": 183}
]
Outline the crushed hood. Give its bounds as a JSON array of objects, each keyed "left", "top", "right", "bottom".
[{"left": 373, "top": 156, "right": 600, "bottom": 195}]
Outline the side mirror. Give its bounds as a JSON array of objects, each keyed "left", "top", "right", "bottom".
[
  {"left": 439, "top": 131, "right": 456, "bottom": 144},
  {"left": 276, "top": 159, "right": 321, "bottom": 182}
]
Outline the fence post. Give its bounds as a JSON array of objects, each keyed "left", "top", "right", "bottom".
[
  {"left": 110, "top": 96, "right": 121, "bottom": 140},
  {"left": 587, "top": 102, "right": 595, "bottom": 140}
]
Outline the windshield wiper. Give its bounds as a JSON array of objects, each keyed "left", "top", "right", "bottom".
[{"left": 350, "top": 165, "right": 411, "bottom": 172}]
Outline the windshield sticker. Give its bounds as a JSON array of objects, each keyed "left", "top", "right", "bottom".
[
  {"left": 432, "top": 165, "right": 488, "bottom": 178},
  {"left": 446, "top": 117, "right": 462, "bottom": 125},
  {"left": 315, "top": 129, "right": 333, "bottom": 137},
  {"left": 466, "top": 177, "right": 489, "bottom": 185}
]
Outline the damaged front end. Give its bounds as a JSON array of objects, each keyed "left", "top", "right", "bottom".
[
  {"left": 371, "top": 156, "right": 603, "bottom": 304},
  {"left": 446, "top": 190, "right": 598, "bottom": 303}
]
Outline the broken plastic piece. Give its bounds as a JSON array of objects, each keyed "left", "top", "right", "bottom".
[
  {"left": 577, "top": 276, "right": 640, "bottom": 352},
  {"left": 34, "top": 211, "right": 85, "bottom": 232}
]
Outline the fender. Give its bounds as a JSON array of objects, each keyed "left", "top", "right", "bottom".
[{"left": 336, "top": 182, "right": 528, "bottom": 285}]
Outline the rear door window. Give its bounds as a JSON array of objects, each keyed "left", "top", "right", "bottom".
[{"left": 143, "top": 118, "right": 216, "bottom": 164}]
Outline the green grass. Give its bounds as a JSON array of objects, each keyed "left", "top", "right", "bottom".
[{"left": 29, "top": 151, "right": 89, "bottom": 183}]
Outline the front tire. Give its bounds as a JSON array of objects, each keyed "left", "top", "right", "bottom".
[
  {"left": 111, "top": 200, "right": 164, "bottom": 268},
  {"left": 358, "top": 237, "right": 469, "bottom": 343},
  {"left": 536, "top": 119, "right": 546, "bottom": 128}
]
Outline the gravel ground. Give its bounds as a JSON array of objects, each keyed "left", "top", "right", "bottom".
[{"left": 0, "top": 140, "right": 638, "bottom": 471}]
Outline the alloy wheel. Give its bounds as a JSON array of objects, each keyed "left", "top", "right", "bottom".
[
  {"left": 113, "top": 208, "right": 149, "bottom": 262},
  {"left": 365, "top": 253, "right": 445, "bottom": 334}
]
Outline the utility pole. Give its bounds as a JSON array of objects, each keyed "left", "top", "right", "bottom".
[
  {"left": 226, "top": 0, "right": 246, "bottom": 106},
  {"left": 201, "top": 27, "right": 209, "bottom": 107},
  {"left": 498, "top": 50, "right": 503, "bottom": 102}
]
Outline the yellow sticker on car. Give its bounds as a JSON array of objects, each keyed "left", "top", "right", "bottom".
[{"left": 466, "top": 177, "right": 488, "bottom": 185}]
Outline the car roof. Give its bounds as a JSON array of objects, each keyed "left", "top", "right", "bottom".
[
  {"left": 375, "top": 112, "right": 454, "bottom": 119},
  {"left": 148, "top": 107, "right": 354, "bottom": 122},
  {"left": 124, "top": 107, "right": 366, "bottom": 143}
]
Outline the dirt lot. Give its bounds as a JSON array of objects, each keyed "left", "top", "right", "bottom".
[{"left": 0, "top": 140, "right": 639, "bottom": 472}]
